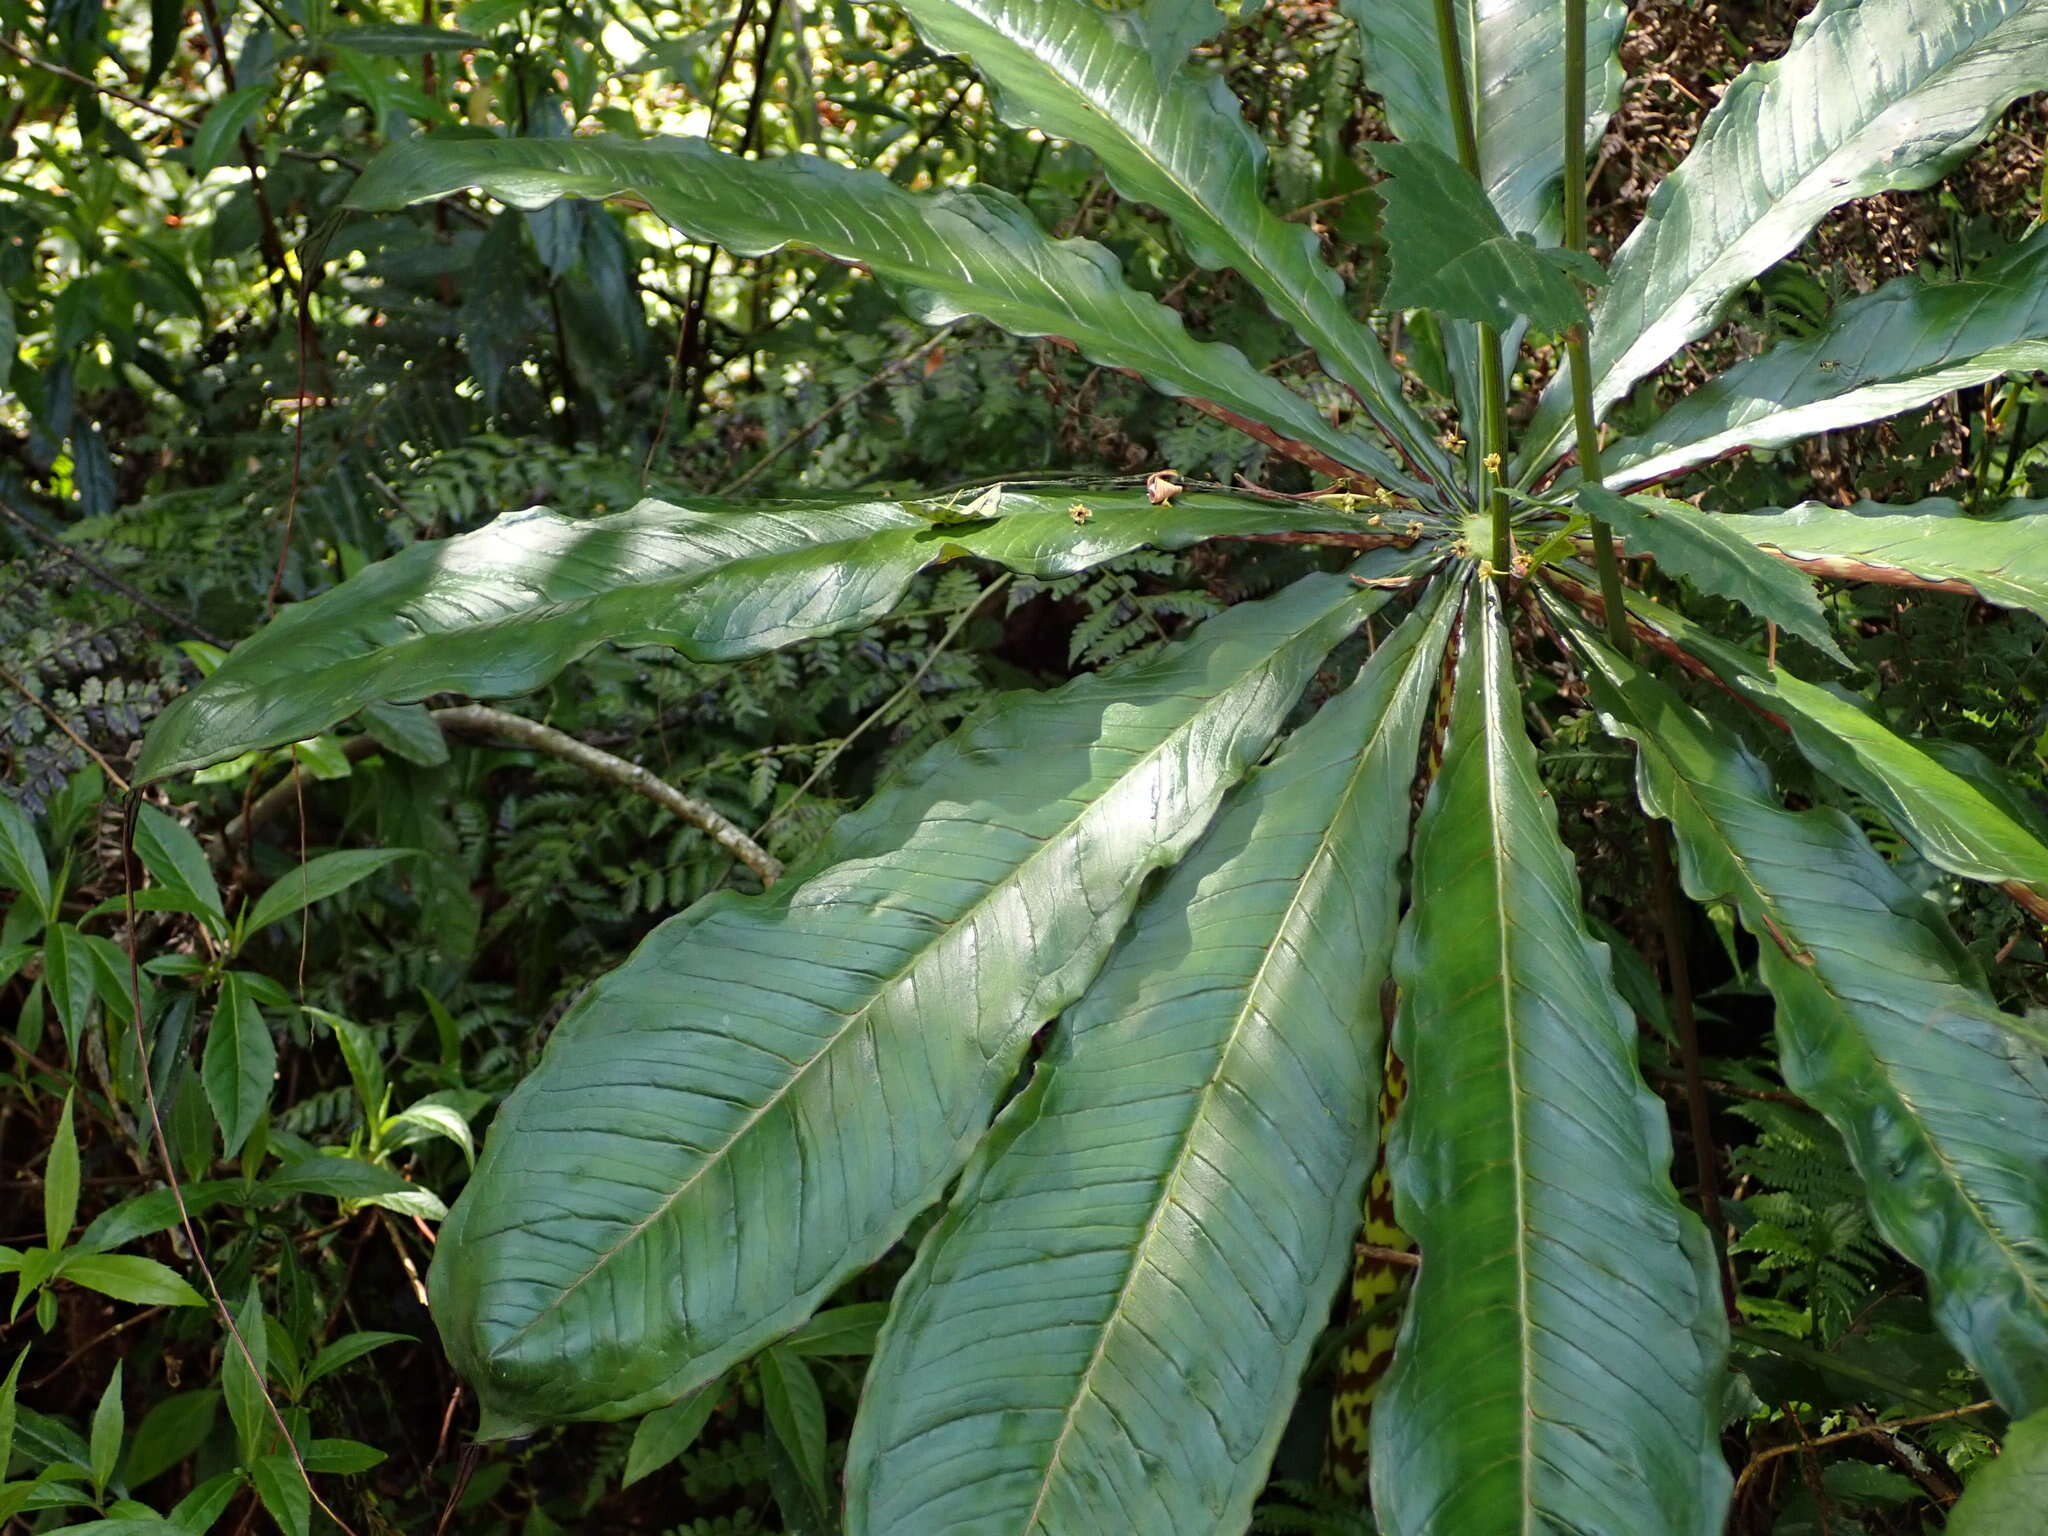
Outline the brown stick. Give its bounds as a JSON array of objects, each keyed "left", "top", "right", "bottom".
[
  {"left": 1733, "top": 1400, "right": 1995, "bottom": 1506},
  {"left": 223, "top": 706, "right": 783, "bottom": 885}
]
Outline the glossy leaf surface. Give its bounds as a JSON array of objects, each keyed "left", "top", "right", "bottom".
[
  {"left": 1579, "top": 487, "right": 1848, "bottom": 666},
  {"left": 881, "top": 0, "right": 1450, "bottom": 491},
  {"left": 1525, "top": 0, "right": 2048, "bottom": 474},
  {"left": 1609, "top": 232, "right": 2048, "bottom": 486},
  {"left": 429, "top": 569, "right": 1396, "bottom": 1434},
  {"left": 1372, "top": 585, "right": 1729, "bottom": 1536},
  {"left": 349, "top": 134, "right": 1396, "bottom": 485},
  {"left": 1374, "top": 143, "right": 1598, "bottom": 334},
  {"left": 1580, "top": 637, "right": 2048, "bottom": 1414},
  {"left": 1340, "top": 0, "right": 1624, "bottom": 240},
  {"left": 1704, "top": 498, "right": 2048, "bottom": 619},
  {"left": 847, "top": 583, "right": 1457, "bottom": 1535},
  {"left": 137, "top": 488, "right": 1390, "bottom": 781}
]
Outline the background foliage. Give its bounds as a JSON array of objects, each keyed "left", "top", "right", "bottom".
[{"left": 2, "top": 0, "right": 2046, "bottom": 1530}]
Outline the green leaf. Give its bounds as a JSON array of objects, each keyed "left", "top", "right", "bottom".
[
  {"left": 222, "top": 1289, "right": 269, "bottom": 1464},
  {"left": 428, "top": 566, "right": 1405, "bottom": 1433},
  {"left": 1948, "top": 1405, "right": 2048, "bottom": 1534},
  {"left": 327, "top": 21, "right": 488, "bottom": 53},
  {"left": 849, "top": 583, "right": 1457, "bottom": 1534},
  {"left": 1703, "top": 497, "right": 2048, "bottom": 620},
  {"left": 298, "top": 1438, "right": 385, "bottom": 1474},
  {"left": 776, "top": 1304, "right": 887, "bottom": 1359},
  {"left": 757, "top": 1347, "right": 827, "bottom": 1509},
  {"left": 248, "top": 1454, "right": 309, "bottom": 1536},
  {"left": 0, "top": 1346, "right": 27, "bottom": 1478},
  {"left": 1576, "top": 634, "right": 2048, "bottom": 1414},
  {"left": 1341, "top": 0, "right": 1624, "bottom": 241},
  {"left": 88, "top": 1363, "right": 122, "bottom": 1497},
  {"left": 263, "top": 1155, "right": 441, "bottom": 1216},
  {"left": 876, "top": 0, "right": 1451, "bottom": 489},
  {"left": 168, "top": 1470, "right": 243, "bottom": 1532},
  {"left": 302, "top": 1332, "right": 413, "bottom": 1392},
  {"left": 349, "top": 136, "right": 1404, "bottom": 490},
  {"left": 120, "top": 1390, "right": 219, "bottom": 1490},
  {"left": 202, "top": 973, "right": 273, "bottom": 1158},
  {"left": 242, "top": 849, "right": 414, "bottom": 940},
  {"left": 1609, "top": 233, "right": 2048, "bottom": 487},
  {"left": 45, "top": 1091, "right": 78, "bottom": 1253},
  {"left": 1524, "top": 0, "right": 2048, "bottom": 476},
  {"left": 191, "top": 84, "right": 268, "bottom": 177},
  {"left": 1373, "top": 142, "right": 1598, "bottom": 335},
  {"left": 132, "top": 806, "right": 225, "bottom": 932},
  {"left": 1633, "top": 595, "right": 2048, "bottom": 901},
  {"left": 76, "top": 1182, "right": 241, "bottom": 1256},
  {"left": 622, "top": 1379, "right": 722, "bottom": 1488},
  {"left": 305, "top": 1008, "right": 385, "bottom": 1128},
  {"left": 137, "top": 489, "right": 1409, "bottom": 781},
  {"left": 358, "top": 700, "right": 448, "bottom": 767},
  {"left": 1578, "top": 487, "right": 1849, "bottom": 666},
  {"left": 381, "top": 1103, "right": 475, "bottom": 1166},
  {"left": 0, "top": 784, "right": 46, "bottom": 922},
  {"left": 56, "top": 1253, "right": 205, "bottom": 1308},
  {"left": 1371, "top": 584, "right": 1730, "bottom": 1534},
  {"left": 44, "top": 923, "right": 96, "bottom": 1056}
]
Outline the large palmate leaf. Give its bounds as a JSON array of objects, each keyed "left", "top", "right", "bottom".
[
  {"left": 348, "top": 136, "right": 1395, "bottom": 486},
  {"left": 1578, "top": 487, "right": 1848, "bottom": 666},
  {"left": 1339, "top": 0, "right": 1624, "bottom": 241},
  {"left": 878, "top": 0, "right": 1453, "bottom": 493},
  {"left": 136, "top": 488, "right": 1393, "bottom": 781},
  {"left": 846, "top": 582, "right": 1457, "bottom": 1536},
  {"left": 1578, "top": 637, "right": 2048, "bottom": 1414},
  {"left": 1704, "top": 497, "right": 2048, "bottom": 619},
  {"left": 429, "top": 567, "right": 1408, "bottom": 1433},
  {"left": 1623, "top": 590, "right": 2048, "bottom": 902},
  {"left": 1609, "top": 232, "right": 2048, "bottom": 487},
  {"left": 1371, "top": 584, "right": 1729, "bottom": 1536},
  {"left": 1523, "top": 0, "right": 2048, "bottom": 476}
]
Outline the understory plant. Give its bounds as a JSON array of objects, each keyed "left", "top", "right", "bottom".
[{"left": 134, "top": 0, "right": 2048, "bottom": 1529}]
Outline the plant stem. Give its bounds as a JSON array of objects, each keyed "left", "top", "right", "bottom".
[
  {"left": 1428, "top": 0, "right": 1511, "bottom": 573},
  {"left": 1561, "top": 0, "right": 1628, "bottom": 643}
]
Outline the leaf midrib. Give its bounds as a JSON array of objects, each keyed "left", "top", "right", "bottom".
[
  {"left": 1011, "top": 615, "right": 1435, "bottom": 1532},
  {"left": 487, "top": 593, "right": 1365, "bottom": 1360},
  {"left": 1643, "top": 733, "right": 2048, "bottom": 1318}
]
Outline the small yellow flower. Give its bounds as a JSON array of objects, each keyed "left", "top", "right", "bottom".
[
  {"left": 1482, "top": 452, "right": 1502, "bottom": 475},
  {"left": 1068, "top": 502, "right": 1094, "bottom": 525},
  {"left": 1440, "top": 431, "right": 1466, "bottom": 453}
]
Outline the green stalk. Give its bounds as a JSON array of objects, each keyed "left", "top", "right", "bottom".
[
  {"left": 1428, "top": 0, "right": 1510, "bottom": 577},
  {"left": 1562, "top": 0, "right": 1627, "bottom": 644}
]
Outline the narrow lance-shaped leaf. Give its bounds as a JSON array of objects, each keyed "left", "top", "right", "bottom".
[
  {"left": 203, "top": 972, "right": 274, "bottom": 1158},
  {"left": 1578, "top": 487, "right": 1849, "bottom": 666},
  {"left": 1343, "top": 0, "right": 1624, "bottom": 432},
  {"left": 1372, "top": 583, "right": 1729, "bottom": 1536},
  {"left": 1622, "top": 589, "right": 2048, "bottom": 903},
  {"left": 848, "top": 580, "right": 1459, "bottom": 1536},
  {"left": 429, "top": 566, "right": 1411, "bottom": 1434},
  {"left": 1574, "top": 630, "right": 2048, "bottom": 1413},
  {"left": 1608, "top": 231, "right": 2048, "bottom": 487},
  {"left": 349, "top": 136, "right": 1396, "bottom": 487},
  {"left": 1339, "top": 0, "right": 1624, "bottom": 241},
  {"left": 1523, "top": 0, "right": 2048, "bottom": 478},
  {"left": 1699, "top": 497, "right": 2048, "bottom": 620},
  {"left": 875, "top": 0, "right": 1454, "bottom": 493},
  {"left": 1373, "top": 143, "right": 1600, "bottom": 336},
  {"left": 137, "top": 488, "right": 1404, "bottom": 782}
]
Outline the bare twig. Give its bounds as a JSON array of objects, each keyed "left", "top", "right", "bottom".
[
  {"left": 1733, "top": 1401, "right": 1995, "bottom": 1506},
  {"left": 0, "top": 496, "right": 229, "bottom": 647},
  {"left": 222, "top": 706, "right": 782, "bottom": 885}
]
